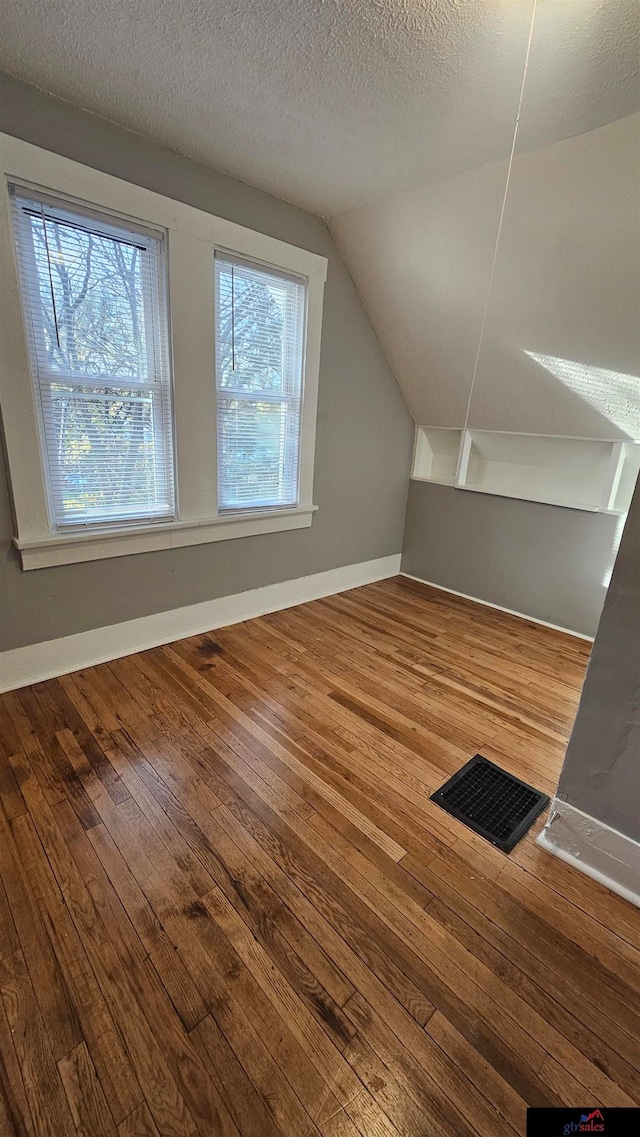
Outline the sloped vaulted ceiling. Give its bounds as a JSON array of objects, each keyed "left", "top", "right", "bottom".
[
  {"left": 331, "top": 111, "right": 640, "bottom": 438},
  {"left": 331, "top": 1, "right": 640, "bottom": 438},
  {"left": 1, "top": 1, "right": 638, "bottom": 434}
]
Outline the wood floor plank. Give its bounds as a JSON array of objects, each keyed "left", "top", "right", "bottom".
[
  {"left": 117, "top": 1103, "right": 161, "bottom": 1137},
  {"left": 1, "top": 578, "right": 638, "bottom": 1135},
  {"left": 0, "top": 877, "right": 19, "bottom": 965},
  {"left": 165, "top": 760, "right": 575, "bottom": 1109},
  {"left": 41, "top": 681, "right": 130, "bottom": 806},
  {"left": 87, "top": 722, "right": 360, "bottom": 1037},
  {"left": 421, "top": 890, "right": 638, "bottom": 1106},
  {"left": 172, "top": 887, "right": 346, "bottom": 1133},
  {"left": 0, "top": 753, "right": 28, "bottom": 822},
  {"left": 0, "top": 994, "right": 32, "bottom": 1137},
  {"left": 126, "top": 956, "right": 242, "bottom": 1137},
  {"left": 5, "top": 749, "right": 198, "bottom": 1137},
  {"left": 161, "top": 644, "right": 408, "bottom": 862},
  {"left": 172, "top": 632, "right": 460, "bottom": 861},
  {"left": 418, "top": 854, "right": 640, "bottom": 1054},
  {"left": 188, "top": 759, "right": 443, "bottom": 1029},
  {"left": 0, "top": 949, "right": 76, "bottom": 1137},
  {"left": 58, "top": 1041, "right": 117, "bottom": 1137},
  {"left": 81, "top": 767, "right": 344, "bottom": 1130},
  {"left": 51, "top": 797, "right": 148, "bottom": 971},
  {"left": 190, "top": 1015, "right": 284, "bottom": 1137},
  {"left": 2, "top": 694, "right": 67, "bottom": 807},
  {"left": 200, "top": 883, "right": 399, "bottom": 1136},
  {"left": 0, "top": 793, "right": 82, "bottom": 1066},
  {"left": 17, "top": 688, "right": 101, "bottom": 831},
  {"left": 343, "top": 989, "right": 516, "bottom": 1137},
  {"left": 10, "top": 812, "right": 142, "bottom": 1125},
  {"left": 86, "top": 822, "right": 209, "bottom": 1032}
]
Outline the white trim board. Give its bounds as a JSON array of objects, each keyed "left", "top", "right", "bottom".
[
  {"left": 15, "top": 506, "right": 317, "bottom": 570},
  {"left": 400, "top": 573, "right": 594, "bottom": 641},
  {"left": 537, "top": 799, "right": 640, "bottom": 909},
  {"left": 0, "top": 554, "right": 401, "bottom": 693}
]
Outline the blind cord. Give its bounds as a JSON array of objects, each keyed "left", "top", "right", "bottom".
[
  {"left": 462, "top": 0, "right": 539, "bottom": 433},
  {"left": 231, "top": 263, "right": 236, "bottom": 371},
  {"left": 40, "top": 203, "right": 62, "bottom": 351}
]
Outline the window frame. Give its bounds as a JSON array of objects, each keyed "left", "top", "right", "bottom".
[
  {"left": 11, "top": 185, "right": 177, "bottom": 531},
  {"left": 214, "top": 251, "right": 307, "bottom": 514},
  {"left": 0, "top": 133, "right": 326, "bottom": 569}
]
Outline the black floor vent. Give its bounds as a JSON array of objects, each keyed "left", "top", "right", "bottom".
[{"left": 431, "top": 754, "right": 549, "bottom": 852}]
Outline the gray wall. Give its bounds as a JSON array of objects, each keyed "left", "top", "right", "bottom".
[
  {"left": 401, "top": 480, "right": 623, "bottom": 637},
  {"left": 0, "top": 73, "right": 413, "bottom": 653},
  {"left": 556, "top": 483, "right": 640, "bottom": 842}
]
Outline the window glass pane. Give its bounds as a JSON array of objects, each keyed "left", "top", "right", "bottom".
[
  {"left": 46, "top": 384, "right": 172, "bottom": 523},
  {"left": 11, "top": 186, "right": 175, "bottom": 528},
  {"left": 217, "top": 397, "right": 300, "bottom": 510},
  {"left": 217, "top": 261, "right": 292, "bottom": 395},
  {"left": 215, "top": 254, "right": 306, "bottom": 512},
  {"left": 27, "top": 211, "right": 149, "bottom": 379}
]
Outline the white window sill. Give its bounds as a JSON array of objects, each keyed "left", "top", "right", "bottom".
[{"left": 13, "top": 505, "right": 318, "bottom": 570}]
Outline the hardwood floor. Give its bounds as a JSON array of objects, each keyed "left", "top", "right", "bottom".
[{"left": 0, "top": 576, "right": 638, "bottom": 1136}]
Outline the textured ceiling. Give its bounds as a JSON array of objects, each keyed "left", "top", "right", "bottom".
[{"left": 0, "top": 1, "right": 638, "bottom": 215}]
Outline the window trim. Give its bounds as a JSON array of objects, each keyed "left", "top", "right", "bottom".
[
  {"left": 0, "top": 133, "right": 327, "bottom": 570},
  {"left": 10, "top": 183, "right": 177, "bottom": 531},
  {"left": 214, "top": 251, "right": 307, "bottom": 514}
]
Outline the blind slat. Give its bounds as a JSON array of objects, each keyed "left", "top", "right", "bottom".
[
  {"left": 11, "top": 186, "right": 175, "bottom": 529},
  {"left": 215, "top": 253, "right": 306, "bottom": 512}
]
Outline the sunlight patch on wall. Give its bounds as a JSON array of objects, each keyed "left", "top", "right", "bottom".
[
  {"left": 526, "top": 352, "right": 640, "bottom": 438},
  {"left": 602, "top": 513, "right": 627, "bottom": 588}
]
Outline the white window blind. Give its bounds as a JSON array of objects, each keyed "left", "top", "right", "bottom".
[
  {"left": 215, "top": 252, "right": 306, "bottom": 512},
  {"left": 10, "top": 185, "right": 175, "bottom": 529}
]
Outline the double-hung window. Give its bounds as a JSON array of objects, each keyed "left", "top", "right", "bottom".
[
  {"left": 10, "top": 185, "right": 174, "bottom": 529},
  {"left": 1, "top": 132, "right": 326, "bottom": 569},
  {"left": 215, "top": 253, "right": 306, "bottom": 513}
]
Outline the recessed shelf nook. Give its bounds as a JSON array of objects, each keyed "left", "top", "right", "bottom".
[
  {"left": 412, "top": 427, "right": 462, "bottom": 485},
  {"left": 411, "top": 427, "right": 640, "bottom": 515}
]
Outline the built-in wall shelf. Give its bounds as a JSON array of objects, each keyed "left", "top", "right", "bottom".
[
  {"left": 411, "top": 427, "right": 640, "bottom": 515},
  {"left": 412, "top": 427, "right": 462, "bottom": 486}
]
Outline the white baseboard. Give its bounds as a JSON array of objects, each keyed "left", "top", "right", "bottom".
[
  {"left": 537, "top": 799, "right": 640, "bottom": 908},
  {"left": 400, "top": 572, "right": 594, "bottom": 641},
  {"left": 0, "top": 554, "right": 401, "bottom": 693}
]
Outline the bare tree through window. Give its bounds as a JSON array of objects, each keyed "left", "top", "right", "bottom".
[{"left": 14, "top": 193, "right": 174, "bottom": 525}]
